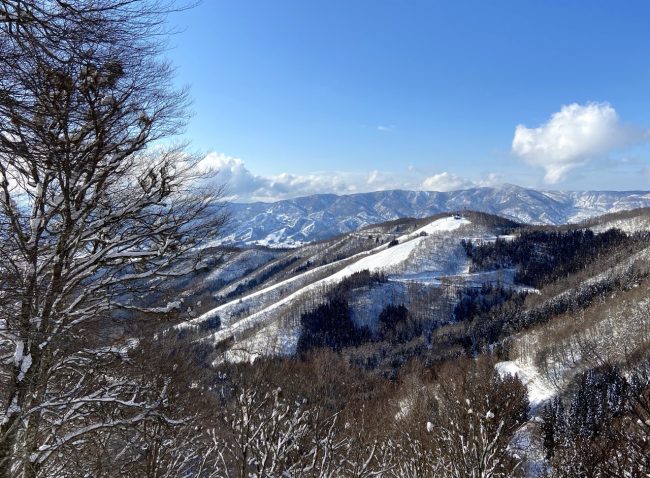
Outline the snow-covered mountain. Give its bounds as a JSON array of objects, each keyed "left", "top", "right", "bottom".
[
  {"left": 218, "top": 185, "right": 650, "bottom": 247},
  {"left": 178, "top": 212, "right": 520, "bottom": 362}
]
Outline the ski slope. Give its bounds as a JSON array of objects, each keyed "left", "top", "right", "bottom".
[{"left": 178, "top": 216, "right": 473, "bottom": 359}]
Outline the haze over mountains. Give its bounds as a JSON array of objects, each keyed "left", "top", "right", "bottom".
[{"left": 220, "top": 184, "right": 650, "bottom": 247}]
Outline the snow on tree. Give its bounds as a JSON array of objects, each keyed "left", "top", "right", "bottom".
[
  {"left": 427, "top": 359, "right": 529, "bottom": 478},
  {"left": 0, "top": 1, "right": 226, "bottom": 475}
]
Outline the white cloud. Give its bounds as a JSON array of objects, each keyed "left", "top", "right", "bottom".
[
  {"left": 197, "top": 152, "right": 498, "bottom": 202},
  {"left": 478, "top": 172, "right": 502, "bottom": 187},
  {"left": 196, "top": 153, "right": 265, "bottom": 195},
  {"left": 197, "top": 153, "right": 368, "bottom": 201},
  {"left": 512, "top": 102, "right": 648, "bottom": 183},
  {"left": 377, "top": 125, "right": 395, "bottom": 132},
  {"left": 367, "top": 170, "right": 380, "bottom": 184},
  {"left": 421, "top": 172, "right": 474, "bottom": 192}
]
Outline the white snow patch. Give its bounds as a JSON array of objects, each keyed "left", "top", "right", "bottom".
[
  {"left": 395, "top": 397, "right": 414, "bottom": 421},
  {"left": 495, "top": 361, "right": 556, "bottom": 411},
  {"left": 18, "top": 353, "right": 32, "bottom": 382},
  {"left": 147, "top": 301, "right": 181, "bottom": 314},
  {"left": 13, "top": 340, "right": 24, "bottom": 367},
  {"left": 397, "top": 215, "right": 471, "bottom": 242}
]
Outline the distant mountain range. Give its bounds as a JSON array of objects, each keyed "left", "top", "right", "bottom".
[{"left": 218, "top": 185, "right": 650, "bottom": 247}]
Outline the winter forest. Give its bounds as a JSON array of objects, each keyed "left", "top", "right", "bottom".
[{"left": 1, "top": 1, "right": 650, "bottom": 477}]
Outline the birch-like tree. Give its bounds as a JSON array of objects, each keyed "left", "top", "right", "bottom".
[{"left": 0, "top": 1, "right": 225, "bottom": 476}]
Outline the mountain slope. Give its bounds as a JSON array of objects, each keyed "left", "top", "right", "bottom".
[
  {"left": 170, "top": 208, "right": 650, "bottom": 477},
  {"left": 218, "top": 185, "right": 650, "bottom": 247},
  {"left": 175, "top": 207, "right": 650, "bottom": 365},
  {"left": 178, "top": 213, "right": 517, "bottom": 362}
]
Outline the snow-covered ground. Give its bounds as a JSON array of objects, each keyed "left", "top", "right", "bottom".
[
  {"left": 590, "top": 215, "right": 650, "bottom": 234},
  {"left": 349, "top": 282, "right": 408, "bottom": 330},
  {"left": 495, "top": 360, "right": 556, "bottom": 411},
  {"left": 204, "top": 248, "right": 279, "bottom": 285},
  {"left": 495, "top": 360, "right": 557, "bottom": 478},
  {"left": 179, "top": 216, "right": 488, "bottom": 361}
]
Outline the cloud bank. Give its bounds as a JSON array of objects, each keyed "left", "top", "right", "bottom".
[
  {"left": 196, "top": 152, "right": 490, "bottom": 202},
  {"left": 421, "top": 172, "right": 475, "bottom": 192},
  {"left": 512, "top": 102, "right": 648, "bottom": 183}
]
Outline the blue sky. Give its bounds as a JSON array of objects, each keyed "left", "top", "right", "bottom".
[{"left": 169, "top": 1, "right": 650, "bottom": 201}]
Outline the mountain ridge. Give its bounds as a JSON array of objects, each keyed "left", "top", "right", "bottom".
[{"left": 218, "top": 185, "right": 650, "bottom": 247}]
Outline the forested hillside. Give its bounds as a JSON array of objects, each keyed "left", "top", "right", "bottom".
[{"left": 158, "top": 208, "right": 650, "bottom": 476}]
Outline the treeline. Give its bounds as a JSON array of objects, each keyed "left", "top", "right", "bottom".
[
  {"left": 297, "top": 279, "right": 528, "bottom": 371},
  {"left": 541, "top": 362, "right": 650, "bottom": 476},
  {"left": 453, "top": 283, "right": 517, "bottom": 323},
  {"left": 222, "top": 257, "right": 300, "bottom": 301},
  {"left": 428, "top": 263, "right": 647, "bottom": 360},
  {"left": 297, "top": 297, "right": 370, "bottom": 353},
  {"left": 295, "top": 269, "right": 444, "bottom": 359},
  {"left": 462, "top": 228, "right": 650, "bottom": 287}
]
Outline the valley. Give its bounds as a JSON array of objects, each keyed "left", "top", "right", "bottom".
[{"left": 155, "top": 206, "right": 650, "bottom": 475}]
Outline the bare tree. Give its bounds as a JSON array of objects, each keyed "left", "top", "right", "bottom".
[
  {"left": 216, "top": 385, "right": 312, "bottom": 478},
  {"left": 0, "top": 1, "right": 226, "bottom": 476},
  {"left": 430, "top": 359, "right": 528, "bottom": 478}
]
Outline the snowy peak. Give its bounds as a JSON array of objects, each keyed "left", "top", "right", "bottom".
[{"left": 219, "top": 186, "right": 650, "bottom": 247}]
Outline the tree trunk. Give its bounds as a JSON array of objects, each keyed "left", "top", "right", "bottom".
[{"left": 0, "top": 414, "right": 19, "bottom": 478}]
